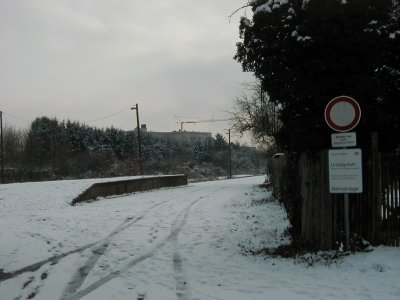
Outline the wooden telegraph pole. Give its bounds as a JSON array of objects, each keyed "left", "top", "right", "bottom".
[
  {"left": 0, "top": 111, "right": 4, "bottom": 184},
  {"left": 131, "top": 104, "right": 143, "bottom": 175}
]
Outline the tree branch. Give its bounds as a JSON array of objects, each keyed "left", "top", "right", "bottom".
[{"left": 228, "top": 1, "right": 253, "bottom": 22}]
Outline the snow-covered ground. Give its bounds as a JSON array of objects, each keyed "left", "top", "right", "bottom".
[{"left": 0, "top": 176, "right": 399, "bottom": 300}]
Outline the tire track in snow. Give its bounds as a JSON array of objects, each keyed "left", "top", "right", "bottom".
[
  {"left": 0, "top": 203, "right": 157, "bottom": 283},
  {"left": 64, "top": 194, "right": 208, "bottom": 300},
  {"left": 59, "top": 187, "right": 206, "bottom": 299},
  {"left": 173, "top": 239, "right": 189, "bottom": 300},
  {"left": 171, "top": 185, "right": 230, "bottom": 300},
  {"left": 0, "top": 187, "right": 201, "bottom": 284},
  {"left": 0, "top": 242, "right": 98, "bottom": 282},
  {"left": 59, "top": 197, "right": 182, "bottom": 299}
]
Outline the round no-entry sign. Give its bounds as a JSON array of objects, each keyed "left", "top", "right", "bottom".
[{"left": 324, "top": 96, "right": 361, "bottom": 132}]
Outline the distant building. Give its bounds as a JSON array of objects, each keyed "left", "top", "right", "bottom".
[{"left": 139, "top": 124, "right": 212, "bottom": 146}]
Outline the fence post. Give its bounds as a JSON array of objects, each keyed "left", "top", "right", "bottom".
[{"left": 371, "top": 132, "right": 382, "bottom": 244}]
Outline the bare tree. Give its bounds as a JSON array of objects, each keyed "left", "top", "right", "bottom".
[{"left": 230, "top": 81, "right": 281, "bottom": 150}]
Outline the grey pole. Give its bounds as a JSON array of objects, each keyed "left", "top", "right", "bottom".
[
  {"left": 343, "top": 144, "right": 350, "bottom": 251},
  {"left": 228, "top": 129, "right": 232, "bottom": 179},
  {"left": 226, "top": 129, "right": 232, "bottom": 179},
  {"left": 344, "top": 193, "right": 350, "bottom": 251}
]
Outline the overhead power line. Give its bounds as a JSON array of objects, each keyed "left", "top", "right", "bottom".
[
  {"left": 88, "top": 108, "right": 131, "bottom": 123},
  {"left": 2, "top": 111, "right": 31, "bottom": 123},
  {"left": 1, "top": 108, "right": 132, "bottom": 127},
  {"left": 174, "top": 115, "right": 233, "bottom": 131}
]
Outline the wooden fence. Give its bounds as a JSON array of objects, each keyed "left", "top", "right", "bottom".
[
  {"left": 269, "top": 147, "right": 400, "bottom": 249},
  {"left": 298, "top": 150, "right": 399, "bottom": 249},
  {"left": 380, "top": 153, "right": 400, "bottom": 245}
]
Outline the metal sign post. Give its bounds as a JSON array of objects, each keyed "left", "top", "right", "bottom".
[
  {"left": 344, "top": 193, "right": 350, "bottom": 250},
  {"left": 328, "top": 148, "right": 363, "bottom": 249},
  {"left": 325, "top": 96, "right": 362, "bottom": 251}
]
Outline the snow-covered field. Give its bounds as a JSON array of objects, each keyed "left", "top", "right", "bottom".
[{"left": 0, "top": 176, "right": 399, "bottom": 300}]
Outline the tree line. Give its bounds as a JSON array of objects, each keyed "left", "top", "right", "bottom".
[
  {"left": 2, "top": 116, "right": 265, "bottom": 182},
  {"left": 234, "top": 0, "right": 399, "bottom": 154},
  {"left": 232, "top": 0, "right": 400, "bottom": 245}
]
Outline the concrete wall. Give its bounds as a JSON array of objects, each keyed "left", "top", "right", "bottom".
[{"left": 71, "top": 175, "right": 188, "bottom": 205}]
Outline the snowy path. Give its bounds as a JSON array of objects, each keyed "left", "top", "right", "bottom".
[{"left": 0, "top": 176, "right": 399, "bottom": 300}]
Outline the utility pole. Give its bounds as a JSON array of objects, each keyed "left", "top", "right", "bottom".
[
  {"left": 226, "top": 129, "right": 232, "bottom": 179},
  {"left": 131, "top": 104, "right": 143, "bottom": 175},
  {"left": 0, "top": 111, "right": 4, "bottom": 184}
]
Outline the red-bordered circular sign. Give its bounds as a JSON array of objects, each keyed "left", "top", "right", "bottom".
[{"left": 324, "top": 96, "right": 361, "bottom": 132}]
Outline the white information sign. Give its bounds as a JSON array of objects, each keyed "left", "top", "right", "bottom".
[
  {"left": 328, "top": 149, "right": 363, "bottom": 193},
  {"left": 331, "top": 132, "right": 356, "bottom": 148}
]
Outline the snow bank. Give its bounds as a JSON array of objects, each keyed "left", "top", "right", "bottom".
[{"left": 0, "top": 176, "right": 399, "bottom": 299}]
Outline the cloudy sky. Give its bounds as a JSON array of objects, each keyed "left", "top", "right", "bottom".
[{"left": 0, "top": 0, "right": 254, "bottom": 142}]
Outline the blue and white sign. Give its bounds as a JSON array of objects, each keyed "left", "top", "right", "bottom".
[{"left": 328, "top": 148, "right": 363, "bottom": 193}]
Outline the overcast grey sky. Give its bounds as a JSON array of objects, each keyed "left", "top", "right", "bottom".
[{"left": 0, "top": 0, "right": 254, "bottom": 142}]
